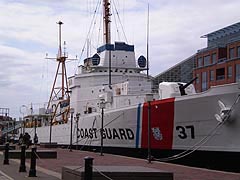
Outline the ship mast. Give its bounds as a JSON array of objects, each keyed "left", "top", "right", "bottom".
[
  {"left": 46, "top": 21, "right": 70, "bottom": 122},
  {"left": 103, "top": 0, "right": 112, "bottom": 87},
  {"left": 103, "top": 0, "right": 111, "bottom": 44}
]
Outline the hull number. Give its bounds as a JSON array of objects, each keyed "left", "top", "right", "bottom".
[{"left": 176, "top": 125, "right": 195, "bottom": 139}]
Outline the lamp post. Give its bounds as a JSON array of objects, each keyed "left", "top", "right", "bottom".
[
  {"left": 48, "top": 109, "right": 53, "bottom": 145},
  {"left": 13, "top": 118, "right": 16, "bottom": 143},
  {"left": 69, "top": 108, "right": 74, "bottom": 152},
  {"left": 100, "top": 100, "right": 105, "bottom": 156},
  {"left": 146, "top": 93, "right": 153, "bottom": 163},
  {"left": 49, "top": 104, "right": 56, "bottom": 145},
  {"left": 34, "top": 116, "right": 37, "bottom": 145},
  {"left": 20, "top": 105, "right": 27, "bottom": 135},
  {"left": 76, "top": 113, "right": 80, "bottom": 150}
]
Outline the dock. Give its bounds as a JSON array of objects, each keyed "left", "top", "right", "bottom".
[{"left": 0, "top": 146, "right": 239, "bottom": 179}]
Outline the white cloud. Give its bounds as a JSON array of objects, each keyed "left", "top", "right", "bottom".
[{"left": 0, "top": 0, "right": 240, "bottom": 117}]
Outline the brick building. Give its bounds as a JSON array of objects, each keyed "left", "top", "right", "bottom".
[
  {"left": 194, "top": 22, "right": 240, "bottom": 92},
  {"left": 154, "top": 22, "right": 240, "bottom": 93}
]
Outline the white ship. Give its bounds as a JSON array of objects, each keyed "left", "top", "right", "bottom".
[{"left": 21, "top": 0, "right": 240, "bottom": 172}]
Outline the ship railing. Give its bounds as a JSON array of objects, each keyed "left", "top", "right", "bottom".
[{"left": 2, "top": 122, "right": 22, "bottom": 135}]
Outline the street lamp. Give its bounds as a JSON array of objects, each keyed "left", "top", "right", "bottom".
[
  {"left": 49, "top": 105, "right": 55, "bottom": 145},
  {"left": 69, "top": 108, "right": 74, "bottom": 152},
  {"left": 100, "top": 100, "right": 106, "bottom": 156},
  {"left": 76, "top": 113, "right": 80, "bottom": 150},
  {"left": 146, "top": 93, "right": 153, "bottom": 163},
  {"left": 33, "top": 116, "right": 38, "bottom": 145},
  {"left": 20, "top": 105, "right": 27, "bottom": 134}
]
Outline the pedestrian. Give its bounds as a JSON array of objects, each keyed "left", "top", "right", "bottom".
[
  {"left": 23, "top": 132, "right": 31, "bottom": 149},
  {"left": 18, "top": 133, "right": 23, "bottom": 145}
]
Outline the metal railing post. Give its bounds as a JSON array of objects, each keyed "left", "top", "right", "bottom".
[
  {"left": 84, "top": 156, "right": 94, "bottom": 180},
  {"left": 3, "top": 142, "right": 9, "bottom": 165},
  {"left": 19, "top": 144, "right": 26, "bottom": 172},
  {"left": 28, "top": 146, "right": 37, "bottom": 177}
]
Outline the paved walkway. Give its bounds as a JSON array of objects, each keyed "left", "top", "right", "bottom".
[
  {"left": 1, "top": 147, "right": 240, "bottom": 180},
  {"left": 0, "top": 152, "right": 59, "bottom": 180}
]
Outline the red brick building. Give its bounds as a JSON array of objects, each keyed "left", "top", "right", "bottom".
[{"left": 194, "top": 22, "right": 240, "bottom": 92}]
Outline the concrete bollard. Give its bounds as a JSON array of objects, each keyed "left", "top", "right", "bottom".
[
  {"left": 84, "top": 156, "right": 94, "bottom": 180},
  {"left": 19, "top": 144, "right": 26, "bottom": 172},
  {"left": 3, "top": 143, "right": 9, "bottom": 165},
  {"left": 28, "top": 146, "right": 37, "bottom": 177}
]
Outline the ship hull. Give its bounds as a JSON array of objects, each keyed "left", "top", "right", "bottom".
[{"left": 24, "top": 83, "right": 240, "bottom": 171}]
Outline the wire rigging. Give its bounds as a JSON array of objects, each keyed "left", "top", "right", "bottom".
[
  {"left": 74, "top": 0, "right": 102, "bottom": 74},
  {"left": 112, "top": 0, "right": 128, "bottom": 43}
]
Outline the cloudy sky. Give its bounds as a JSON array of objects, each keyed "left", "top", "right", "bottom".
[{"left": 0, "top": 0, "right": 239, "bottom": 118}]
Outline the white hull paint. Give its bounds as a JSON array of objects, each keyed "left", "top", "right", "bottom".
[{"left": 24, "top": 83, "right": 240, "bottom": 153}]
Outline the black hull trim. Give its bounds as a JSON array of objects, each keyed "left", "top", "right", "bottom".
[{"left": 59, "top": 145, "right": 240, "bottom": 173}]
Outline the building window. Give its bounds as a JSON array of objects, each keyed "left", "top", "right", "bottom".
[
  {"left": 212, "top": 53, "right": 216, "bottom": 64},
  {"left": 227, "top": 66, "right": 232, "bottom": 78},
  {"left": 196, "top": 74, "right": 199, "bottom": 84},
  {"left": 216, "top": 68, "right": 225, "bottom": 80},
  {"left": 204, "top": 55, "right": 210, "bottom": 66},
  {"left": 202, "top": 72, "right": 208, "bottom": 91},
  {"left": 198, "top": 57, "right": 203, "bottom": 67},
  {"left": 210, "top": 70, "right": 214, "bottom": 81},
  {"left": 229, "top": 48, "right": 235, "bottom": 59},
  {"left": 236, "top": 64, "right": 240, "bottom": 82},
  {"left": 237, "top": 47, "right": 240, "bottom": 57}
]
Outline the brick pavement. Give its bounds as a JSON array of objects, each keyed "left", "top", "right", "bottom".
[{"left": 33, "top": 147, "right": 240, "bottom": 180}]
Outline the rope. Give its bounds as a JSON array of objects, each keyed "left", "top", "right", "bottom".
[
  {"left": 34, "top": 149, "right": 45, "bottom": 164},
  {"left": 92, "top": 165, "right": 114, "bottom": 180},
  {"left": 154, "top": 94, "right": 240, "bottom": 162},
  {"left": 65, "top": 166, "right": 84, "bottom": 177},
  {"left": 154, "top": 122, "right": 223, "bottom": 162}
]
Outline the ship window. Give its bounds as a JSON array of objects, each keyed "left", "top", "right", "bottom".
[
  {"left": 92, "top": 90, "right": 94, "bottom": 93},
  {"left": 228, "top": 66, "right": 232, "bottom": 78},
  {"left": 210, "top": 70, "right": 214, "bottom": 81},
  {"left": 229, "top": 48, "right": 235, "bottom": 59},
  {"left": 99, "top": 70, "right": 102, "bottom": 72},
  {"left": 125, "top": 56, "right": 128, "bottom": 58},
  {"left": 113, "top": 55, "right": 115, "bottom": 57},
  {"left": 104, "top": 70, "right": 107, "bottom": 72},
  {"left": 216, "top": 68, "right": 225, "bottom": 80},
  {"left": 120, "top": 70, "right": 122, "bottom": 72},
  {"left": 115, "top": 69, "right": 118, "bottom": 72},
  {"left": 129, "top": 71, "right": 132, "bottom": 73}
]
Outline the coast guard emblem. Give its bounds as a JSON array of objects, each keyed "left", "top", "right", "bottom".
[{"left": 152, "top": 127, "right": 163, "bottom": 141}]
